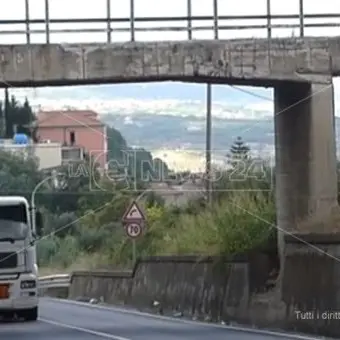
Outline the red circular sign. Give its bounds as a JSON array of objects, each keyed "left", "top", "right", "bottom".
[{"left": 125, "top": 223, "right": 142, "bottom": 238}]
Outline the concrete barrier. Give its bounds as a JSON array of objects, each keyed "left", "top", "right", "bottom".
[
  {"left": 67, "top": 253, "right": 340, "bottom": 338},
  {"left": 69, "top": 256, "right": 251, "bottom": 323}
]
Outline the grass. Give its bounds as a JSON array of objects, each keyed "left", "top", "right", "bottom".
[
  {"left": 141, "top": 191, "right": 275, "bottom": 256},
  {"left": 38, "top": 190, "right": 276, "bottom": 272}
]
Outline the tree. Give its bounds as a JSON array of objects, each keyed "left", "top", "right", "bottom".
[
  {"left": 38, "top": 156, "right": 106, "bottom": 215},
  {"left": 106, "top": 126, "right": 128, "bottom": 165},
  {"left": 227, "top": 136, "right": 250, "bottom": 167},
  {"left": 126, "top": 147, "right": 152, "bottom": 181},
  {"left": 0, "top": 90, "right": 37, "bottom": 141},
  {"left": 229, "top": 136, "right": 250, "bottom": 160},
  {"left": 0, "top": 149, "right": 42, "bottom": 198},
  {"left": 152, "top": 157, "right": 169, "bottom": 182},
  {"left": 106, "top": 125, "right": 170, "bottom": 185}
]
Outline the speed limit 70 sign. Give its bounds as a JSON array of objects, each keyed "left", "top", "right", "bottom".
[{"left": 125, "top": 223, "right": 142, "bottom": 239}]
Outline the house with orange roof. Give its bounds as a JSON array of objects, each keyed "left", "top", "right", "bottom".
[{"left": 36, "top": 110, "right": 108, "bottom": 170}]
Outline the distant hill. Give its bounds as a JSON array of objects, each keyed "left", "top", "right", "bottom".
[
  {"left": 8, "top": 81, "right": 340, "bottom": 166},
  {"left": 102, "top": 114, "right": 340, "bottom": 155}
]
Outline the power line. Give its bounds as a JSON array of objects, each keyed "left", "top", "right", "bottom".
[{"left": 229, "top": 84, "right": 272, "bottom": 101}]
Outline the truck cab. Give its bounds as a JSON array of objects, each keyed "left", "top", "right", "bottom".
[{"left": 0, "top": 196, "right": 42, "bottom": 321}]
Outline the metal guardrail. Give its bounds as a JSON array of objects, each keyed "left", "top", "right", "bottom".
[
  {"left": 38, "top": 274, "right": 71, "bottom": 289},
  {"left": 1, "top": 0, "right": 339, "bottom": 44}
]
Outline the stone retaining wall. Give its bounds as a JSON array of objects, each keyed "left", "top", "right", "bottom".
[
  {"left": 67, "top": 250, "right": 340, "bottom": 338},
  {"left": 69, "top": 255, "right": 267, "bottom": 323}
]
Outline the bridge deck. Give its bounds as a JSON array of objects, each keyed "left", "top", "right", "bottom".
[{"left": 0, "top": 37, "right": 338, "bottom": 88}]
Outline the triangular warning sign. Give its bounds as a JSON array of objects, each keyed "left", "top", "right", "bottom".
[{"left": 122, "top": 201, "right": 145, "bottom": 222}]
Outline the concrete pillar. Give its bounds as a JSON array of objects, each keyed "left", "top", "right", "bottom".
[
  {"left": 274, "top": 81, "right": 338, "bottom": 235},
  {"left": 274, "top": 81, "right": 340, "bottom": 338}
]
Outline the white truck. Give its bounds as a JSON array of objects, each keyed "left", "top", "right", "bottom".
[{"left": 0, "top": 196, "right": 43, "bottom": 321}]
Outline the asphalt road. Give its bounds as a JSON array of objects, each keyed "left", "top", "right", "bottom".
[{"left": 0, "top": 298, "right": 323, "bottom": 340}]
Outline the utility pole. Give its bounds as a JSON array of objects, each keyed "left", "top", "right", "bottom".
[
  {"left": 205, "top": 83, "right": 213, "bottom": 205},
  {"left": 4, "top": 88, "right": 8, "bottom": 138},
  {"left": 299, "top": 0, "right": 304, "bottom": 37}
]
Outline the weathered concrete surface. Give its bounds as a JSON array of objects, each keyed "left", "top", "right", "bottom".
[
  {"left": 69, "top": 256, "right": 252, "bottom": 323},
  {"left": 274, "top": 81, "right": 338, "bottom": 235},
  {"left": 67, "top": 255, "right": 340, "bottom": 337},
  {"left": 273, "top": 82, "right": 340, "bottom": 332},
  {"left": 1, "top": 37, "right": 340, "bottom": 87},
  {"left": 282, "top": 237, "right": 340, "bottom": 337}
]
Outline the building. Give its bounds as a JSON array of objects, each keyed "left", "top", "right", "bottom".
[
  {"left": 0, "top": 138, "right": 62, "bottom": 170},
  {"left": 36, "top": 110, "right": 108, "bottom": 170}
]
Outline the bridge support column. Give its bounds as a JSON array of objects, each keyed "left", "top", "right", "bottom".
[
  {"left": 274, "top": 81, "right": 340, "bottom": 337},
  {"left": 274, "top": 81, "right": 338, "bottom": 234}
]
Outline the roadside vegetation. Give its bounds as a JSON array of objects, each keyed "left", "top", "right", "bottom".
[{"left": 0, "top": 94, "right": 278, "bottom": 273}]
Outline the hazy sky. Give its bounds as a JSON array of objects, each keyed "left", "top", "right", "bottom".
[
  {"left": 0, "top": 0, "right": 339, "bottom": 43},
  {"left": 1, "top": 0, "right": 340, "bottom": 116}
]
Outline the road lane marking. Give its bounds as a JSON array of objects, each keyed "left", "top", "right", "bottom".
[
  {"left": 44, "top": 298, "right": 323, "bottom": 340},
  {"left": 40, "top": 318, "right": 131, "bottom": 340}
]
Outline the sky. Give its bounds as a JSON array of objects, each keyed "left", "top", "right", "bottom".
[{"left": 1, "top": 0, "right": 340, "bottom": 116}]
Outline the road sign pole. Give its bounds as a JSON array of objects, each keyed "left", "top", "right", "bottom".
[
  {"left": 122, "top": 200, "right": 146, "bottom": 265},
  {"left": 132, "top": 239, "right": 136, "bottom": 264}
]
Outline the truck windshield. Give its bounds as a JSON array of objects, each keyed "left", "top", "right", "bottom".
[
  {"left": 0, "top": 203, "right": 28, "bottom": 241},
  {"left": 0, "top": 220, "right": 28, "bottom": 241}
]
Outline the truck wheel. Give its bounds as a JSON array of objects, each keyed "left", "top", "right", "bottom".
[{"left": 22, "top": 307, "right": 38, "bottom": 321}]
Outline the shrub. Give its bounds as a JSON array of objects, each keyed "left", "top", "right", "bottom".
[
  {"left": 131, "top": 191, "right": 276, "bottom": 260},
  {"left": 38, "top": 187, "right": 276, "bottom": 270}
]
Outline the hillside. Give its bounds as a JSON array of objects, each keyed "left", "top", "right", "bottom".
[
  {"left": 8, "top": 82, "right": 340, "bottom": 170},
  {"left": 103, "top": 114, "right": 340, "bottom": 151}
]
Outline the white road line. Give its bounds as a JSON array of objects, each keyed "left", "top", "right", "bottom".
[
  {"left": 45, "top": 298, "right": 325, "bottom": 340},
  {"left": 40, "top": 318, "right": 131, "bottom": 340}
]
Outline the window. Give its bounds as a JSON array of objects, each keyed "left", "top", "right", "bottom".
[
  {"left": 0, "top": 204, "right": 29, "bottom": 240},
  {"left": 0, "top": 204, "right": 28, "bottom": 223},
  {"left": 70, "top": 131, "right": 75, "bottom": 145},
  {"left": 0, "top": 220, "right": 28, "bottom": 241},
  {"left": 62, "top": 148, "right": 82, "bottom": 160}
]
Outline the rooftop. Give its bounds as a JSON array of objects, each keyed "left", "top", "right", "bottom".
[{"left": 37, "top": 110, "right": 104, "bottom": 128}]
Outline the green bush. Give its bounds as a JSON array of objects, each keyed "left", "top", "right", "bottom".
[
  {"left": 38, "top": 190, "right": 276, "bottom": 270},
  {"left": 37, "top": 156, "right": 277, "bottom": 271},
  {"left": 139, "top": 192, "right": 275, "bottom": 257}
]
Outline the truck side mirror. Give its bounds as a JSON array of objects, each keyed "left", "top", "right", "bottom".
[{"left": 35, "top": 211, "right": 43, "bottom": 237}]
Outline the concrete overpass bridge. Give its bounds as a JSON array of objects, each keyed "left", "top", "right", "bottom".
[
  {"left": 3, "top": 0, "right": 340, "bottom": 332},
  {"left": 1, "top": 37, "right": 339, "bottom": 87}
]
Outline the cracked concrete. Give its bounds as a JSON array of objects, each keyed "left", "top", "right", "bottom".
[{"left": 0, "top": 37, "right": 339, "bottom": 87}]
